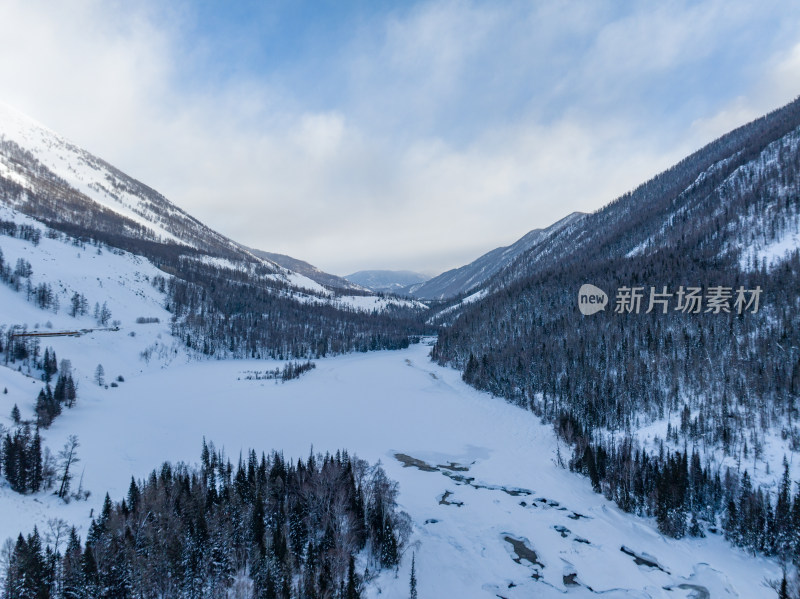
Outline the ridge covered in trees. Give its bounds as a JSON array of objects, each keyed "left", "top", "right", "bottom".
[
  {"left": 433, "top": 95, "right": 800, "bottom": 564},
  {"left": 161, "top": 259, "right": 429, "bottom": 360}
]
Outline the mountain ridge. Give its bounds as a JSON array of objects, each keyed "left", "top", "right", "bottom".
[
  {"left": 410, "top": 211, "right": 586, "bottom": 300},
  {"left": 345, "top": 269, "right": 431, "bottom": 293},
  {"left": 248, "top": 247, "right": 368, "bottom": 293}
]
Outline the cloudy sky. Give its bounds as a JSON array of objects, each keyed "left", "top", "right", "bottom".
[{"left": 1, "top": 0, "right": 799, "bottom": 276}]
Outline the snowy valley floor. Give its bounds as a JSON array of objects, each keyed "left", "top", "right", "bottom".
[{"left": 0, "top": 340, "right": 783, "bottom": 598}]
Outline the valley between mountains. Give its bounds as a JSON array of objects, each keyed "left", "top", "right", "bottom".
[{"left": 1, "top": 92, "right": 799, "bottom": 597}]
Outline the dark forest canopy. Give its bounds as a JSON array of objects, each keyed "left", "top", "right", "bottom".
[{"left": 2, "top": 442, "right": 410, "bottom": 599}]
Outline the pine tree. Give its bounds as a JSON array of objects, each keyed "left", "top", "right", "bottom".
[
  {"left": 35, "top": 388, "right": 49, "bottom": 428},
  {"left": 35, "top": 385, "right": 60, "bottom": 428},
  {"left": 65, "top": 375, "right": 77, "bottom": 408},
  {"left": 774, "top": 457, "right": 792, "bottom": 558},
  {"left": 252, "top": 493, "right": 266, "bottom": 559},
  {"left": 778, "top": 572, "right": 789, "bottom": 599},
  {"left": 42, "top": 347, "right": 51, "bottom": 382},
  {"left": 29, "top": 429, "right": 43, "bottom": 493},
  {"left": 3, "top": 433, "right": 19, "bottom": 491},
  {"left": 11, "top": 403, "right": 20, "bottom": 424},
  {"left": 42, "top": 347, "right": 57, "bottom": 383},
  {"left": 69, "top": 292, "right": 82, "bottom": 317},
  {"left": 409, "top": 552, "right": 418, "bottom": 599},
  {"left": 61, "top": 527, "right": 84, "bottom": 599},
  {"left": 54, "top": 374, "right": 66, "bottom": 404},
  {"left": 126, "top": 477, "right": 140, "bottom": 514},
  {"left": 346, "top": 555, "right": 359, "bottom": 599},
  {"left": 723, "top": 499, "right": 739, "bottom": 544},
  {"left": 81, "top": 544, "right": 100, "bottom": 598},
  {"left": 790, "top": 489, "right": 800, "bottom": 563},
  {"left": 738, "top": 470, "right": 754, "bottom": 549},
  {"left": 94, "top": 364, "right": 104, "bottom": 387},
  {"left": 14, "top": 527, "right": 50, "bottom": 599}
]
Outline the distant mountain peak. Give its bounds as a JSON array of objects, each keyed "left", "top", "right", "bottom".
[{"left": 345, "top": 270, "right": 431, "bottom": 294}]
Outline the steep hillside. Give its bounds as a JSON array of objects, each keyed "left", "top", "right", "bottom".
[
  {"left": 483, "top": 97, "right": 800, "bottom": 290},
  {"left": 433, "top": 96, "right": 800, "bottom": 552},
  {"left": 0, "top": 106, "right": 430, "bottom": 360},
  {"left": 0, "top": 102, "right": 252, "bottom": 261}
]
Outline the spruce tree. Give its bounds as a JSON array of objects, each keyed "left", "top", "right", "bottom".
[
  {"left": 778, "top": 572, "right": 789, "bottom": 599},
  {"left": 409, "top": 552, "right": 418, "bottom": 599},
  {"left": 61, "top": 527, "right": 84, "bottom": 599},
  {"left": 29, "top": 429, "right": 43, "bottom": 493},
  {"left": 65, "top": 375, "right": 77, "bottom": 408},
  {"left": 346, "top": 555, "right": 359, "bottom": 599},
  {"left": 775, "top": 457, "right": 792, "bottom": 558},
  {"left": 94, "top": 364, "right": 105, "bottom": 387},
  {"left": 3, "top": 433, "right": 19, "bottom": 491},
  {"left": 17, "top": 528, "right": 50, "bottom": 599},
  {"left": 126, "top": 477, "right": 140, "bottom": 514},
  {"left": 81, "top": 544, "right": 100, "bottom": 598}
]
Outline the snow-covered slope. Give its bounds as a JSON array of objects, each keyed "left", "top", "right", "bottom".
[
  {"left": 0, "top": 209, "right": 172, "bottom": 335},
  {"left": 0, "top": 105, "right": 424, "bottom": 316},
  {"left": 0, "top": 102, "right": 251, "bottom": 258}
]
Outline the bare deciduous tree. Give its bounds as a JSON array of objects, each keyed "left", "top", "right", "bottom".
[{"left": 57, "top": 435, "right": 80, "bottom": 501}]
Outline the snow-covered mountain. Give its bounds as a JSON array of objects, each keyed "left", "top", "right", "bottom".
[
  {"left": 432, "top": 96, "right": 800, "bottom": 577},
  {"left": 0, "top": 214, "right": 783, "bottom": 597},
  {"left": 410, "top": 211, "right": 585, "bottom": 300},
  {"left": 249, "top": 247, "right": 367, "bottom": 292},
  {"left": 0, "top": 102, "right": 254, "bottom": 260},
  {"left": 345, "top": 269, "right": 431, "bottom": 294},
  {"left": 478, "top": 98, "right": 800, "bottom": 292},
  {"left": 0, "top": 103, "right": 427, "bottom": 321}
]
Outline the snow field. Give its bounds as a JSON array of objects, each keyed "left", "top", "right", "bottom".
[{"left": 0, "top": 341, "right": 782, "bottom": 598}]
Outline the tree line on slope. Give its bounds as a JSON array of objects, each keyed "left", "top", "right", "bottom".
[
  {"left": 2, "top": 187, "right": 431, "bottom": 363},
  {"left": 562, "top": 411, "right": 800, "bottom": 557},
  {"left": 1, "top": 346, "right": 83, "bottom": 497},
  {"left": 158, "top": 259, "right": 430, "bottom": 360}
]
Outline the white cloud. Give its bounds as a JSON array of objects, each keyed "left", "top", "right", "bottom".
[
  {"left": 0, "top": 0, "right": 799, "bottom": 275},
  {"left": 689, "top": 41, "right": 800, "bottom": 145}
]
